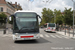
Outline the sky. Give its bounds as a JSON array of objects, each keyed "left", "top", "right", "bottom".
[{"left": 6, "top": 0, "right": 73, "bottom": 16}]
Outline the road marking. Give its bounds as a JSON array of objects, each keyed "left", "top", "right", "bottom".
[
  {"left": 55, "top": 35, "right": 62, "bottom": 38},
  {"left": 59, "top": 35, "right": 69, "bottom": 39},
  {"left": 45, "top": 34, "right": 50, "bottom": 37},
  {"left": 8, "top": 34, "right": 13, "bottom": 37},
  {"left": 0, "top": 33, "right": 70, "bottom": 39},
  {"left": 2, "top": 34, "right": 13, "bottom": 37},
  {"left": 50, "top": 35, "right": 56, "bottom": 38},
  {"left": 40, "top": 34, "right": 44, "bottom": 37},
  {"left": 2, "top": 35, "right": 8, "bottom": 37},
  {"left": 63, "top": 36, "right": 69, "bottom": 39}
]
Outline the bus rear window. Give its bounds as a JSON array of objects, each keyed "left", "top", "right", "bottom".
[
  {"left": 15, "top": 12, "right": 36, "bottom": 17},
  {"left": 48, "top": 23, "right": 55, "bottom": 27}
]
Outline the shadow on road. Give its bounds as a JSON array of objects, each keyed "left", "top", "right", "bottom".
[
  {"left": 14, "top": 37, "right": 52, "bottom": 44},
  {"left": 46, "top": 31, "right": 56, "bottom": 33}
]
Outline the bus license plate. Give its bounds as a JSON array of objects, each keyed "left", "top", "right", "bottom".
[
  {"left": 24, "top": 38, "right": 25, "bottom": 40},
  {"left": 24, "top": 38, "right": 29, "bottom": 40}
]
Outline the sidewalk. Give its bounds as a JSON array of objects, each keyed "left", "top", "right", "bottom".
[
  {"left": 56, "top": 31, "right": 75, "bottom": 39},
  {"left": 0, "top": 28, "right": 12, "bottom": 35}
]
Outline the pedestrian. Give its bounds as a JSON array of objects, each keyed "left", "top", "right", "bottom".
[
  {"left": 3, "top": 29, "right": 6, "bottom": 34},
  {"left": 56, "top": 23, "right": 59, "bottom": 31}
]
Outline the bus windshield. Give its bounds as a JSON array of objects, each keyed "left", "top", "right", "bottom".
[
  {"left": 13, "top": 12, "right": 39, "bottom": 33},
  {"left": 48, "top": 23, "right": 55, "bottom": 27},
  {"left": 16, "top": 17, "right": 37, "bottom": 30}
]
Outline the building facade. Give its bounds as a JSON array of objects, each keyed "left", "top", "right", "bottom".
[
  {"left": 0, "top": 0, "right": 22, "bottom": 16},
  {"left": 0, "top": 0, "right": 22, "bottom": 28}
]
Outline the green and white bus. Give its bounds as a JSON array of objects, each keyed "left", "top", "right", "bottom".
[{"left": 9, "top": 10, "right": 41, "bottom": 41}]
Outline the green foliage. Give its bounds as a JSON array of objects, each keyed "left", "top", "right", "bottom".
[
  {"left": 40, "top": 8, "right": 54, "bottom": 26},
  {"left": 56, "top": 15, "right": 63, "bottom": 25},
  {"left": 40, "top": 7, "right": 73, "bottom": 26},
  {"left": 63, "top": 8, "right": 73, "bottom": 25},
  {"left": 54, "top": 9, "right": 62, "bottom": 23},
  {"left": 0, "top": 13, "right": 7, "bottom": 24},
  {"left": 53, "top": 9, "right": 64, "bottom": 25}
]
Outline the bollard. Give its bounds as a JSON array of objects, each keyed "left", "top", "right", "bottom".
[
  {"left": 65, "top": 28, "right": 66, "bottom": 35},
  {"left": 3, "top": 29, "right": 6, "bottom": 34},
  {"left": 65, "top": 24, "right": 66, "bottom": 35},
  {"left": 69, "top": 27, "right": 71, "bottom": 36}
]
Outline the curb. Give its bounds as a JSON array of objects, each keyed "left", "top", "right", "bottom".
[
  {"left": 56, "top": 31, "right": 75, "bottom": 39},
  {"left": 70, "top": 37, "right": 75, "bottom": 39}
]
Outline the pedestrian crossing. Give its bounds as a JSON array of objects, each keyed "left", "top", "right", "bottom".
[
  {"left": 40, "top": 34, "right": 69, "bottom": 39},
  {"left": 0, "top": 34, "right": 70, "bottom": 39}
]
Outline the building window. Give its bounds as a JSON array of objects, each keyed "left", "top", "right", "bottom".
[
  {"left": 15, "top": 5, "right": 17, "bottom": 8},
  {"left": 0, "top": 7, "right": 3, "bottom": 12}
]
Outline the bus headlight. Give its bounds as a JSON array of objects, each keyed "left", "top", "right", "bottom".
[
  {"left": 35, "top": 34, "right": 39, "bottom": 36},
  {"left": 15, "top": 33, "right": 19, "bottom": 37}
]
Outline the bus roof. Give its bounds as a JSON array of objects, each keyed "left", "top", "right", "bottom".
[
  {"left": 14, "top": 10, "right": 36, "bottom": 14},
  {"left": 45, "top": 23, "right": 55, "bottom": 24}
]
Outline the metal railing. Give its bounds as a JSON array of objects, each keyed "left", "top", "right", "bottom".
[{"left": 57, "top": 26, "right": 75, "bottom": 37}]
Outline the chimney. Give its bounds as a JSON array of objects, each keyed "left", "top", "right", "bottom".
[
  {"left": 0, "top": 0, "right": 6, "bottom": 4},
  {"left": 11, "top": 2, "right": 12, "bottom": 4},
  {"left": 18, "top": 3, "right": 20, "bottom": 6},
  {"left": 15, "top": 2, "right": 17, "bottom": 5}
]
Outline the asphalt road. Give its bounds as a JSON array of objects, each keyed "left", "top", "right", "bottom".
[{"left": 0, "top": 28, "right": 75, "bottom": 50}]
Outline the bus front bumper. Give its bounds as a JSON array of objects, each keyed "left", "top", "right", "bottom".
[{"left": 13, "top": 34, "right": 40, "bottom": 40}]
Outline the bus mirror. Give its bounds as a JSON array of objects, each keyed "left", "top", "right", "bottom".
[
  {"left": 37, "top": 15, "right": 41, "bottom": 19},
  {"left": 37, "top": 15, "right": 42, "bottom": 23},
  {"left": 9, "top": 16, "right": 11, "bottom": 21},
  {"left": 9, "top": 14, "right": 14, "bottom": 21}
]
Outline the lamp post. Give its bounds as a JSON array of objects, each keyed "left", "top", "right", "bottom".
[
  {"left": 54, "top": 14, "right": 56, "bottom": 23},
  {"left": 72, "top": 0, "right": 75, "bottom": 37}
]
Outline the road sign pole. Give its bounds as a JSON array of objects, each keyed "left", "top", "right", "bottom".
[{"left": 73, "top": 2, "right": 75, "bottom": 37}]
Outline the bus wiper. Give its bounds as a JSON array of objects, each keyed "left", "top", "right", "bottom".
[
  {"left": 19, "top": 27, "right": 36, "bottom": 32},
  {"left": 19, "top": 27, "right": 28, "bottom": 32}
]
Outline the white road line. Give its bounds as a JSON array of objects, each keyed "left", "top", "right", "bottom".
[
  {"left": 61, "top": 36, "right": 69, "bottom": 39},
  {"left": 50, "top": 35, "right": 56, "bottom": 38},
  {"left": 40, "top": 34, "right": 44, "bottom": 37},
  {"left": 2, "top": 34, "right": 12, "bottom": 37},
  {"left": 45, "top": 34, "right": 50, "bottom": 37},
  {"left": 2, "top": 35, "right": 8, "bottom": 37},
  {"left": 55, "top": 35, "right": 62, "bottom": 38},
  {"left": 9, "top": 35, "right": 13, "bottom": 37},
  {"left": 8, "top": 34, "right": 13, "bottom": 37},
  {"left": 58, "top": 35, "right": 69, "bottom": 39}
]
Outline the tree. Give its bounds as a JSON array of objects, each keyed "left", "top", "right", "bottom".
[
  {"left": 63, "top": 8, "right": 73, "bottom": 25},
  {"left": 0, "top": 13, "right": 7, "bottom": 25},
  {"left": 56, "top": 15, "right": 64, "bottom": 25},
  {"left": 40, "top": 8, "right": 54, "bottom": 26},
  {"left": 53, "top": 9, "right": 63, "bottom": 24}
]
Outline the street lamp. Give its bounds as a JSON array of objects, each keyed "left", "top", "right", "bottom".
[
  {"left": 54, "top": 14, "right": 56, "bottom": 23},
  {"left": 72, "top": 0, "right": 75, "bottom": 37}
]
